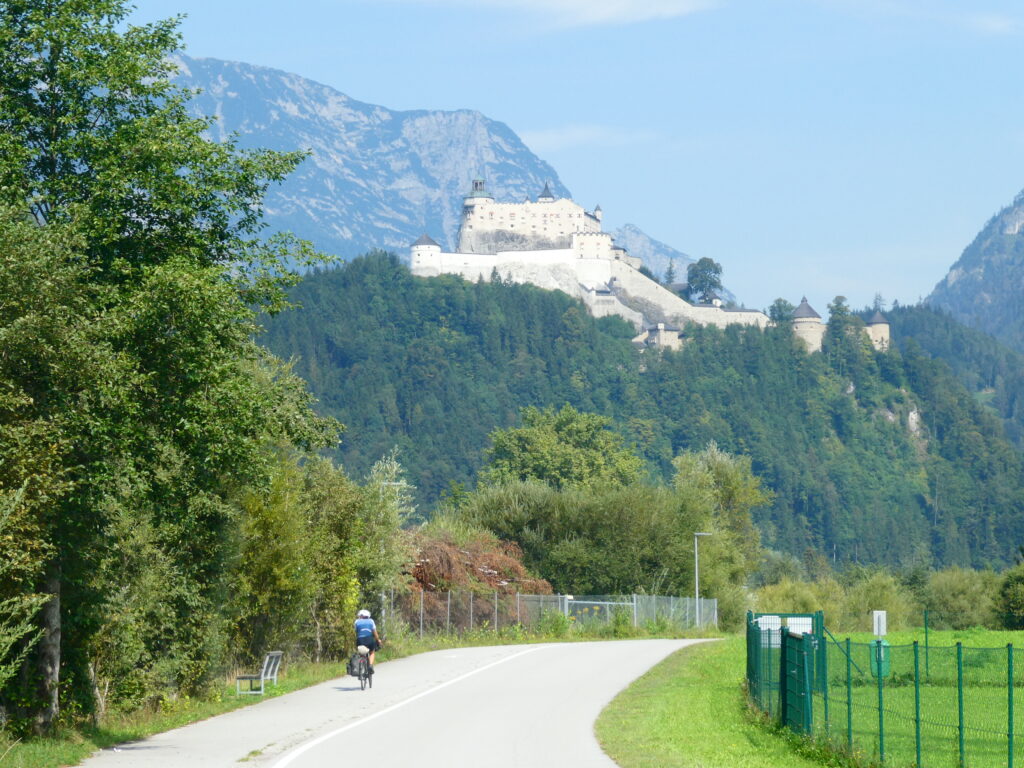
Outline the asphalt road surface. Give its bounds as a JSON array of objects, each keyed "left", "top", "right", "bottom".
[{"left": 80, "top": 639, "right": 706, "bottom": 768}]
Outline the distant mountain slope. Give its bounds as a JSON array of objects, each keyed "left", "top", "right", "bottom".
[
  {"left": 928, "top": 190, "right": 1024, "bottom": 350},
  {"left": 173, "top": 55, "right": 570, "bottom": 256},
  {"left": 263, "top": 254, "right": 1024, "bottom": 569}
]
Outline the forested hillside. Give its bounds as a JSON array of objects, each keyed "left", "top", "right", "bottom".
[
  {"left": 884, "top": 304, "right": 1024, "bottom": 445},
  {"left": 263, "top": 253, "right": 1024, "bottom": 570}
]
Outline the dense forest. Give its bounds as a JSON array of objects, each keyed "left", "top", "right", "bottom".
[{"left": 263, "top": 254, "right": 1024, "bottom": 570}]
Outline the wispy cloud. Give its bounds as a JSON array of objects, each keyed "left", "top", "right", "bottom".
[
  {"left": 520, "top": 123, "right": 658, "bottom": 152},
  {"left": 809, "top": 0, "right": 1020, "bottom": 36},
  {"left": 377, "top": 0, "right": 718, "bottom": 27},
  {"left": 964, "top": 13, "right": 1019, "bottom": 35}
]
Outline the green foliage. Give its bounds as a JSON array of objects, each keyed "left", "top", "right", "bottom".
[
  {"left": 686, "top": 256, "right": 723, "bottom": 302},
  {"left": 0, "top": 1, "right": 340, "bottom": 731},
  {"left": 838, "top": 571, "right": 916, "bottom": 631},
  {"left": 996, "top": 562, "right": 1024, "bottom": 629},
  {"left": 921, "top": 566, "right": 998, "bottom": 629},
  {"left": 769, "top": 298, "right": 796, "bottom": 327},
  {"left": 263, "top": 255, "right": 1024, "bottom": 572},
  {"left": 0, "top": 488, "right": 47, "bottom": 695},
  {"left": 483, "top": 404, "right": 644, "bottom": 489}
]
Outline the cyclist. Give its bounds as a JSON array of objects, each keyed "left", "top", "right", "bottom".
[{"left": 354, "top": 609, "right": 382, "bottom": 670}]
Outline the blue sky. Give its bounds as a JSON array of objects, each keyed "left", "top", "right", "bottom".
[{"left": 133, "top": 0, "right": 1024, "bottom": 313}]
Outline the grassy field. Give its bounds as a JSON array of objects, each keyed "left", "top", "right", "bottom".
[
  {"left": 596, "top": 635, "right": 855, "bottom": 768},
  {"left": 810, "top": 628, "right": 1023, "bottom": 768}
]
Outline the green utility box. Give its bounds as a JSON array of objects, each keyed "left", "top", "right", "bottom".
[{"left": 869, "top": 639, "right": 891, "bottom": 678}]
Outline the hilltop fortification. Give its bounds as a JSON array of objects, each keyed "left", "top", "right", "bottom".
[
  {"left": 409, "top": 181, "right": 891, "bottom": 353},
  {"left": 410, "top": 181, "right": 769, "bottom": 331}
]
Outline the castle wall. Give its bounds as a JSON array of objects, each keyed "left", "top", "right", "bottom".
[
  {"left": 602, "top": 259, "right": 770, "bottom": 329},
  {"left": 458, "top": 197, "right": 599, "bottom": 253}
]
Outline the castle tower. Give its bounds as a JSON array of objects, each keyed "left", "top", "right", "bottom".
[
  {"left": 593, "top": 203, "right": 603, "bottom": 223},
  {"left": 537, "top": 182, "right": 555, "bottom": 203},
  {"left": 410, "top": 233, "right": 442, "bottom": 276},
  {"left": 792, "top": 296, "right": 825, "bottom": 353},
  {"left": 463, "top": 178, "right": 494, "bottom": 209},
  {"left": 866, "top": 310, "right": 890, "bottom": 351}
]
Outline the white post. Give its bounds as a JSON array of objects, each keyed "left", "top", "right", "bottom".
[
  {"left": 632, "top": 594, "right": 638, "bottom": 628},
  {"left": 446, "top": 590, "right": 451, "bottom": 635},
  {"left": 419, "top": 590, "right": 424, "bottom": 639},
  {"left": 494, "top": 591, "right": 498, "bottom": 631},
  {"left": 470, "top": 592, "right": 474, "bottom": 630},
  {"left": 516, "top": 592, "right": 521, "bottom": 626}
]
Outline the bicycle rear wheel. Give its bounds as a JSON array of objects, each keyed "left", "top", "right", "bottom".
[{"left": 359, "top": 659, "right": 368, "bottom": 690}]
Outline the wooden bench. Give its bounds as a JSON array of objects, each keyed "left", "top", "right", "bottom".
[{"left": 235, "top": 651, "right": 283, "bottom": 695}]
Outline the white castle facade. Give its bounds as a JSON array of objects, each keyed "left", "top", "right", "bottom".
[
  {"left": 410, "top": 181, "right": 770, "bottom": 332},
  {"left": 409, "top": 181, "right": 890, "bottom": 354}
]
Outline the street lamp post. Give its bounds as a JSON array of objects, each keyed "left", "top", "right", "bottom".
[{"left": 694, "top": 532, "right": 712, "bottom": 627}]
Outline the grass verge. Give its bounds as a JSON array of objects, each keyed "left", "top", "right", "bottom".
[{"left": 596, "top": 635, "right": 858, "bottom": 768}]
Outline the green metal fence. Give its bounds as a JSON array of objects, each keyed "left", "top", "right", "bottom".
[{"left": 746, "top": 614, "right": 1024, "bottom": 767}]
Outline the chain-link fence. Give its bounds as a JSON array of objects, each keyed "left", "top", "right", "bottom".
[
  {"left": 375, "top": 590, "right": 717, "bottom": 638},
  {"left": 747, "top": 612, "right": 1024, "bottom": 767}
]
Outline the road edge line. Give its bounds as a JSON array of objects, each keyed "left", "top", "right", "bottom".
[{"left": 271, "top": 645, "right": 545, "bottom": 767}]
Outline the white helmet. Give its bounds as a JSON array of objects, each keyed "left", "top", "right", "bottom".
[{"left": 357, "top": 609, "right": 371, "bottom": 618}]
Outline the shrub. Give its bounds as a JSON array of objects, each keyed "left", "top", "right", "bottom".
[
  {"left": 839, "top": 571, "right": 916, "bottom": 631},
  {"left": 997, "top": 563, "right": 1024, "bottom": 629},
  {"left": 922, "top": 567, "right": 998, "bottom": 629}
]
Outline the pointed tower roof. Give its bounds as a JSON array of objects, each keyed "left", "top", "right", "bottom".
[
  {"left": 538, "top": 182, "right": 555, "bottom": 201},
  {"left": 792, "top": 296, "right": 821, "bottom": 319},
  {"left": 868, "top": 310, "right": 888, "bottom": 325},
  {"left": 412, "top": 234, "right": 440, "bottom": 247}
]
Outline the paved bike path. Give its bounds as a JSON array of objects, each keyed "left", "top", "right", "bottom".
[{"left": 80, "top": 639, "right": 707, "bottom": 768}]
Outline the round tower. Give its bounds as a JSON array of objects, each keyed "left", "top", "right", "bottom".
[
  {"left": 866, "top": 310, "right": 890, "bottom": 351},
  {"left": 792, "top": 296, "right": 825, "bottom": 353},
  {"left": 463, "top": 178, "right": 494, "bottom": 208},
  {"left": 537, "top": 182, "right": 555, "bottom": 203},
  {"left": 410, "top": 233, "right": 442, "bottom": 276}
]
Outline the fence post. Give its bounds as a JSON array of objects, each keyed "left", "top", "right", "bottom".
[
  {"left": 494, "top": 591, "right": 498, "bottom": 632},
  {"left": 446, "top": 590, "right": 451, "bottom": 635},
  {"left": 516, "top": 592, "right": 521, "bottom": 626},
  {"left": 419, "top": 590, "right": 424, "bottom": 639},
  {"left": 913, "top": 641, "right": 922, "bottom": 768},
  {"left": 802, "top": 633, "right": 813, "bottom": 735},
  {"left": 957, "top": 642, "right": 965, "bottom": 767},
  {"left": 823, "top": 633, "right": 830, "bottom": 736},
  {"left": 779, "top": 631, "right": 789, "bottom": 727},
  {"left": 632, "top": 594, "right": 638, "bottom": 628},
  {"left": 470, "top": 591, "right": 474, "bottom": 631},
  {"left": 846, "top": 637, "right": 853, "bottom": 752},
  {"left": 1009, "top": 643, "right": 1015, "bottom": 768},
  {"left": 876, "top": 639, "right": 885, "bottom": 764}
]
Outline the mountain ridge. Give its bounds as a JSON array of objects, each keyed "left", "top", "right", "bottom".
[{"left": 928, "top": 189, "right": 1024, "bottom": 350}]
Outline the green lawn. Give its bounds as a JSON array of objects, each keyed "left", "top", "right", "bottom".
[
  {"left": 812, "top": 629, "right": 1023, "bottom": 768},
  {"left": 596, "top": 636, "right": 846, "bottom": 768}
]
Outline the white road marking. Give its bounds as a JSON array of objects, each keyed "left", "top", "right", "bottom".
[{"left": 270, "top": 646, "right": 544, "bottom": 768}]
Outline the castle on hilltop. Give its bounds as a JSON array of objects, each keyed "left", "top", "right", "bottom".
[
  {"left": 410, "top": 180, "right": 769, "bottom": 331},
  {"left": 409, "top": 181, "right": 890, "bottom": 354}
]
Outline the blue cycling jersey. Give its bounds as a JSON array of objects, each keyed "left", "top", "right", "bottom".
[{"left": 354, "top": 617, "right": 377, "bottom": 640}]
